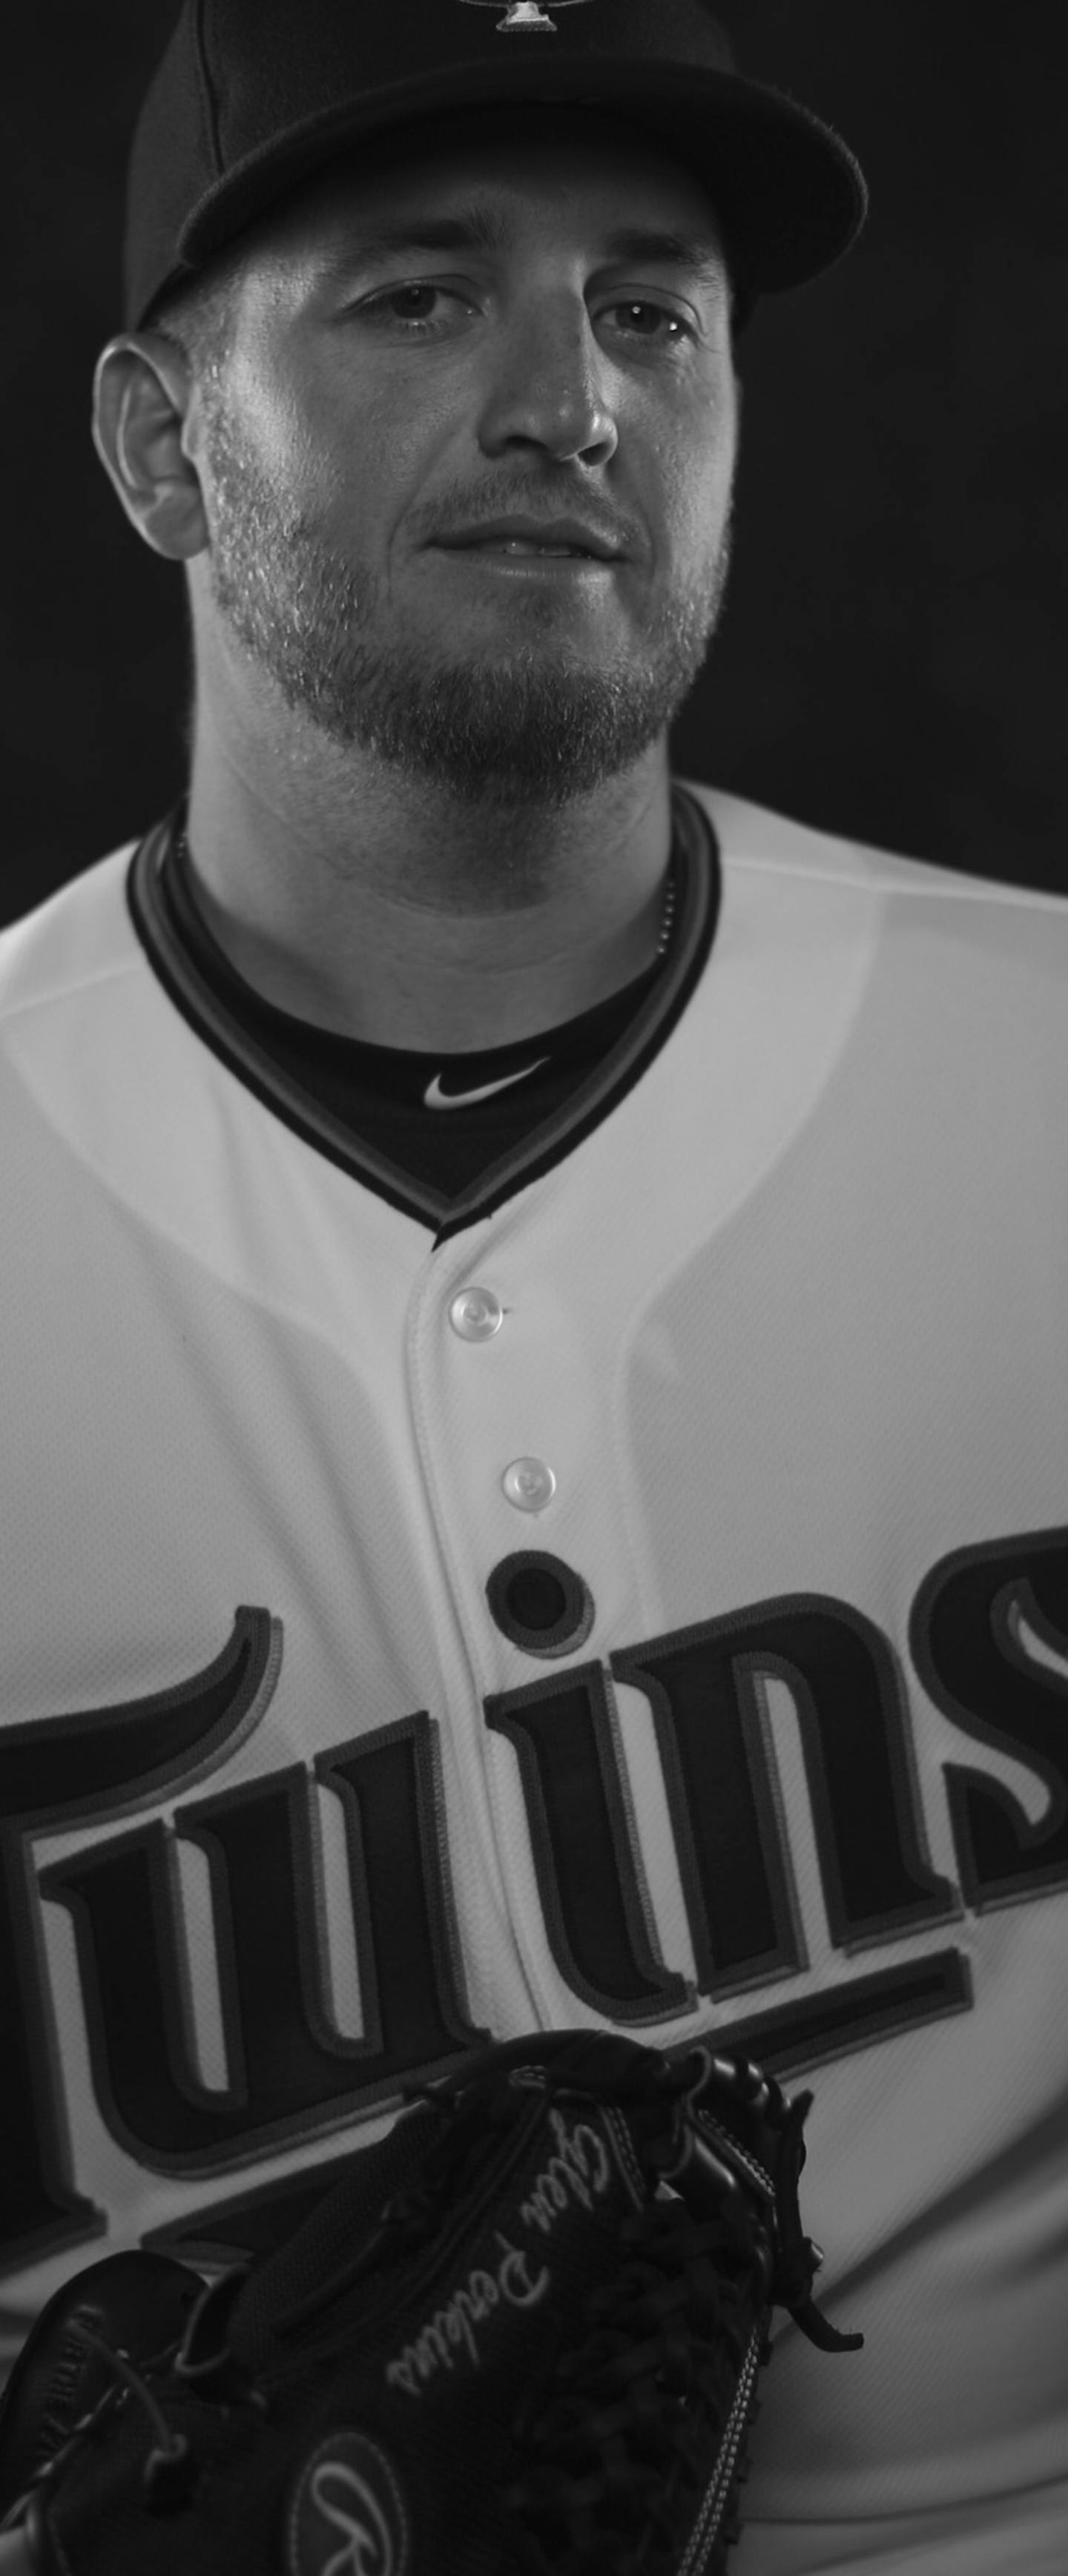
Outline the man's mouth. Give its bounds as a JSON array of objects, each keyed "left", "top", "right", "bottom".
[{"left": 468, "top": 539, "right": 592, "bottom": 557}]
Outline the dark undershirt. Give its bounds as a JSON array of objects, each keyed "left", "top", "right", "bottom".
[{"left": 163, "top": 827, "right": 673, "bottom": 1200}]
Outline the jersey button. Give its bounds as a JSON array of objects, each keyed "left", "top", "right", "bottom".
[
  {"left": 449, "top": 1287, "right": 504, "bottom": 1341},
  {"left": 502, "top": 1457, "right": 557, "bottom": 1513}
]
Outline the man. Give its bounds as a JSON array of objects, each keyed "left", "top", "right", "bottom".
[{"left": 0, "top": 4, "right": 1065, "bottom": 2572}]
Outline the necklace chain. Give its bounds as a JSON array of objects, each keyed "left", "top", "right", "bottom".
[{"left": 655, "top": 859, "right": 678, "bottom": 960}]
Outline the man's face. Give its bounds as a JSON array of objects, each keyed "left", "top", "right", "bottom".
[{"left": 186, "top": 104, "right": 739, "bottom": 811}]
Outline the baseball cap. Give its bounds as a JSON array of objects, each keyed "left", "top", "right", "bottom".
[{"left": 123, "top": 0, "right": 868, "bottom": 337}]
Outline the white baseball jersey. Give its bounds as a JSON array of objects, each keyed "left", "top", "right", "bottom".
[{"left": 0, "top": 776, "right": 1066, "bottom": 2575}]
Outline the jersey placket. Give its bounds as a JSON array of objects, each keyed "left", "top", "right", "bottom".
[{"left": 403, "top": 1215, "right": 670, "bottom": 2031}]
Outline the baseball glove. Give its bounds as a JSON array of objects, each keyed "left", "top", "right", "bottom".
[{"left": 0, "top": 2029, "right": 861, "bottom": 2575}]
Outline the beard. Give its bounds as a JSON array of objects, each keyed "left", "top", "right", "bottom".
[{"left": 199, "top": 394, "right": 734, "bottom": 816}]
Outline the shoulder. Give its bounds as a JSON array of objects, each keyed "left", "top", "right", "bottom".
[
  {"left": 0, "top": 838, "right": 144, "bottom": 1031},
  {"left": 675, "top": 773, "right": 1068, "bottom": 922}
]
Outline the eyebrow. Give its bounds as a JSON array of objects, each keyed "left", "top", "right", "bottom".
[{"left": 325, "top": 205, "right": 725, "bottom": 288}]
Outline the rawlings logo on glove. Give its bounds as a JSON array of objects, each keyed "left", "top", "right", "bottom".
[{"left": 288, "top": 2432, "right": 409, "bottom": 2576}]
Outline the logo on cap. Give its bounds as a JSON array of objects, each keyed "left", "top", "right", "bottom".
[{"left": 461, "top": 0, "right": 590, "bottom": 30}]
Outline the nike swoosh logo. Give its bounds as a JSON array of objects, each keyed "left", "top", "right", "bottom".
[{"left": 423, "top": 1058, "right": 551, "bottom": 1110}]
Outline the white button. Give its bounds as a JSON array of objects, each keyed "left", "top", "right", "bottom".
[
  {"left": 502, "top": 1456, "right": 557, "bottom": 1513},
  {"left": 449, "top": 1287, "right": 504, "bottom": 1341}
]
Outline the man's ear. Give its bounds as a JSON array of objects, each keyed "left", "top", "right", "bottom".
[{"left": 92, "top": 333, "right": 210, "bottom": 562}]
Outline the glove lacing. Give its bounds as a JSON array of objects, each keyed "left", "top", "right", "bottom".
[
  {"left": 501, "top": 2193, "right": 766, "bottom": 2576},
  {"left": 7, "top": 2322, "right": 200, "bottom": 2529},
  {"left": 9, "top": 2274, "right": 273, "bottom": 2540}
]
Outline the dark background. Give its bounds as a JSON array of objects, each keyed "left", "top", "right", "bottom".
[{"left": 3, "top": 1, "right": 1067, "bottom": 925}]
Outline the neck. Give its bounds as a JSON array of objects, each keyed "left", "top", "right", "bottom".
[{"left": 182, "top": 726, "right": 678, "bottom": 1052}]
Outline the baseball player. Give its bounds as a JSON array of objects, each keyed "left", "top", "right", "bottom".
[{"left": 0, "top": 2, "right": 1066, "bottom": 2571}]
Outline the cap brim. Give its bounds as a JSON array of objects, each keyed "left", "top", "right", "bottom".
[{"left": 154, "top": 59, "right": 866, "bottom": 321}]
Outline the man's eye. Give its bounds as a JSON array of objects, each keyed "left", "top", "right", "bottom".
[
  {"left": 357, "top": 285, "right": 693, "bottom": 344},
  {"left": 608, "top": 300, "right": 692, "bottom": 342},
  {"left": 361, "top": 284, "right": 466, "bottom": 330}
]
